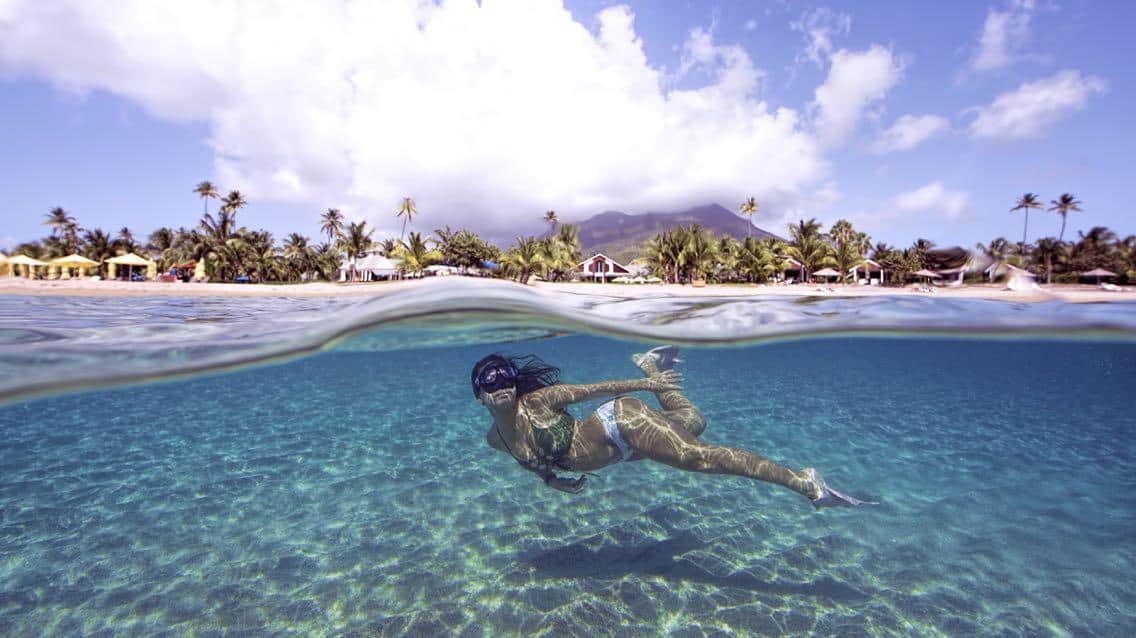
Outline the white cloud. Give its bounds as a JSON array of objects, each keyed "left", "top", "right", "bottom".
[
  {"left": 971, "top": 0, "right": 1035, "bottom": 72},
  {"left": 744, "top": 19, "right": 757, "bottom": 32},
  {"left": 790, "top": 7, "right": 851, "bottom": 68},
  {"left": 969, "top": 70, "right": 1107, "bottom": 139},
  {"left": 811, "top": 45, "right": 903, "bottom": 148},
  {"left": 893, "top": 182, "right": 970, "bottom": 220},
  {"left": 871, "top": 114, "right": 950, "bottom": 153},
  {"left": 0, "top": 1, "right": 828, "bottom": 237}
]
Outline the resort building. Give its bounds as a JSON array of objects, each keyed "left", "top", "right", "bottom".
[
  {"left": 849, "top": 259, "right": 884, "bottom": 285},
  {"left": 782, "top": 257, "right": 803, "bottom": 282},
  {"left": 338, "top": 253, "right": 399, "bottom": 281},
  {"left": 576, "top": 253, "right": 631, "bottom": 283}
]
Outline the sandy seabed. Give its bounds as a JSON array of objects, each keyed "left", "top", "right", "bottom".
[{"left": 0, "top": 276, "right": 1132, "bottom": 303}]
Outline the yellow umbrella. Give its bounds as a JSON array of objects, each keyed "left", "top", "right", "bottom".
[
  {"left": 50, "top": 254, "right": 99, "bottom": 279},
  {"left": 8, "top": 254, "right": 48, "bottom": 278},
  {"left": 51, "top": 253, "right": 98, "bottom": 267},
  {"left": 107, "top": 253, "right": 157, "bottom": 280}
]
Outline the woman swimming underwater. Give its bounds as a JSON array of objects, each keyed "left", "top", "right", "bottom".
[{"left": 473, "top": 346, "right": 875, "bottom": 509}]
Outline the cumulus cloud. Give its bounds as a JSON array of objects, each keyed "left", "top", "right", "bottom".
[
  {"left": 790, "top": 7, "right": 851, "bottom": 68},
  {"left": 893, "top": 182, "right": 970, "bottom": 220},
  {"left": 871, "top": 114, "right": 950, "bottom": 153},
  {"left": 969, "top": 70, "right": 1107, "bottom": 139},
  {"left": 971, "top": 0, "right": 1035, "bottom": 72},
  {"left": 0, "top": 0, "right": 827, "bottom": 237},
  {"left": 810, "top": 45, "right": 903, "bottom": 148}
]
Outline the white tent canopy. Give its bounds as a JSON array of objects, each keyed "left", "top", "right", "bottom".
[{"left": 342, "top": 253, "right": 399, "bottom": 281}]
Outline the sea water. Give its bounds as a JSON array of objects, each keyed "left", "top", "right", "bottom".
[{"left": 0, "top": 281, "right": 1133, "bottom": 636}]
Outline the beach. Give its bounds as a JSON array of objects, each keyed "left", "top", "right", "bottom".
[{"left": 0, "top": 275, "right": 1131, "bottom": 303}]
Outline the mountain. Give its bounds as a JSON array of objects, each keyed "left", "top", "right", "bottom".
[{"left": 573, "top": 203, "right": 782, "bottom": 263}]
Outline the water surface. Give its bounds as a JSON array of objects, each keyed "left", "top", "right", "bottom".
[{"left": 0, "top": 284, "right": 1133, "bottom": 635}]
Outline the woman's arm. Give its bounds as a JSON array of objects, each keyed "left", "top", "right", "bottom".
[
  {"left": 531, "top": 371, "right": 681, "bottom": 409},
  {"left": 487, "top": 429, "right": 587, "bottom": 493}
]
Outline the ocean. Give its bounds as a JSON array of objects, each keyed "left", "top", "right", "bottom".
[{"left": 0, "top": 281, "right": 1133, "bottom": 636}]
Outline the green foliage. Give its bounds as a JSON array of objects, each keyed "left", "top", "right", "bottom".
[
  {"left": 436, "top": 228, "right": 499, "bottom": 271},
  {"left": 500, "top": 236, "right": 544, "bottom": 284}
]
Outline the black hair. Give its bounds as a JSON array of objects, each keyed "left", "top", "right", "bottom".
[{"left": 471, "top": 353, "right": 560, "bottom": 398}]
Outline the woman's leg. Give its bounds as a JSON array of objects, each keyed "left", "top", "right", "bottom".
[
  {"left": 632, "top": 346, "right": 706, "bottom": 437},
  {"left": 614, "top": 397, "right": 821, "bottom": 500}
]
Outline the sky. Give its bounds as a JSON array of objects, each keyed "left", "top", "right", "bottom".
[{"left": 0, "top": 0, "right": 1131, "bottom": 250}]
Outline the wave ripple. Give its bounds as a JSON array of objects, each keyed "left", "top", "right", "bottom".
[{"left": 2, "top": 278, "right": 1134, "bottom": 403}]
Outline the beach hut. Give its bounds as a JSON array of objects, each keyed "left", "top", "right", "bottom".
[
  {"left": 1081, "top": 268, "right": 1117, "bottom": 284},
  {"left": 50, "top": 254, "right": 98, "bottom": 279},
  {"left": 8, "top": 254, "right": 49, "bottom": 278},
  {"left": 107, "top": 253, "right": 157, "bottom": 280},
  {"left": 812, "top": 267, "right": 840, "bottom": 283}
]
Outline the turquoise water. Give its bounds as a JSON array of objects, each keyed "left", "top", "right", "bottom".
[{"left": 1, "top": 284, "right": 1134, "bottom": 635}]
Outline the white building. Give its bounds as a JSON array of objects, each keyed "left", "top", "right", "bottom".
[{"left": 576, "top": 253, "right": 631, "bottom": 283}]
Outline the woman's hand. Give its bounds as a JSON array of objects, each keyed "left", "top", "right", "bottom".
[
  {"left": 645, "top": 369, "right": 683, "bottom": 393},
  {"left": 545, "top": 473, "right": 587, "bottom": 494}
]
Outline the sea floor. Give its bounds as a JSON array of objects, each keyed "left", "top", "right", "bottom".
[{"left": 1, "top": 336, "right": 1133, "bottom": 636}]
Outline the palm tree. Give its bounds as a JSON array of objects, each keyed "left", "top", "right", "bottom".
[
  {"left": 543, "top": 210, "right": 559, "bottom": 237},
  {"left": 194, "top": 181, "right": 219, "bottom": 217},
  {"left": 871, "top": 242, "right": 893, "bottom": 284},
  {"left": 1032, "top": 237, "right": 1064, "bottom": 284},
  {"left": 910, "top": 238, "right": 934, "bottom": 269},
  {"left": 501, "top": 236, "right": 544, "bottom": 284},
  {"left": 1011, "top": 193, "right": 1042, "bottom": 261},
  {"left": 283, "top": 233, "right": 313, "bottom": 282},
  {"left": 1049, "top": 193, "right": 1082, "bottom": 243},
  {"left": 116, "top": 227, "right": 138, "bottom": 255},
  {"left": 148, "top": 227, "right": 176, "bottom": 269},
  {"left": 398, "top": 231, "right": 442, "bottom": 276},
  {"left": 786, "top": 218, "right": 831, "bottom": 281},
  {"left": 342, "top": 220, "right": 374, "bottom": 282},
  {"left": 43, "top": 207, "right": 75, "bottom": 237},
  {"left": 320, "top": 208, "right": 344, "bottom": 243},
  {"left": 976, "top": 237, "right": 1012, "bottom": 281},
  {"left": 220, "top": 190, "right": 247, "bottom": 215},
  {"left": 738, "top": 197, "right": 758, "bottom": 238},
  {"left": 378, "top": 238, "right": 399, "bottom": 258},
  {"left": 679, "top": 225, "right": 717, "bottom": 282},
  {"left": 82, "top": 228, "right": 115, "bottom": 278},
  {"left": 397, "top": 197, "right": 417, "bottom": 242}
]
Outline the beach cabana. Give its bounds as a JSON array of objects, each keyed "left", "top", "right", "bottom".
[
  {"left": 812, "top": 267, "right": 840, "bottom": 283},
  {"left": 107, "top": 253, "right": 157, "bottom": 280},
  {"left": 50, "top": 254, "right": 98, "bottom": 280},
  {"left": 1081, "top": 268, "right": 1117, "bottom": 284},
  {"left": 8, "top": 254, "right": 49, "bottom": 278}
]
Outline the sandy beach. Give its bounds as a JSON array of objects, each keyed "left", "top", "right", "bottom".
[{"left": 0, "top": 276, "right": 1132, "bottom": 303}]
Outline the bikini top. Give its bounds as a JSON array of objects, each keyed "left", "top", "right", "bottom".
[{"left": 531, "top": 412, "right": 575, "bottom": 469}]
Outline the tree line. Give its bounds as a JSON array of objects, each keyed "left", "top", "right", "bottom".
[{"left": 11, "top": 188, "right": 1133, "bottom": 285}]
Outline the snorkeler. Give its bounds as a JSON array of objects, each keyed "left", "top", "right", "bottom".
[{"left": 473, "top": 346, "right": 875, "bottom": 509}]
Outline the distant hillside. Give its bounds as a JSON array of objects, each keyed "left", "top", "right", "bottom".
[{"left": 574, "top": 203, "right": 782, "bottom": 264}]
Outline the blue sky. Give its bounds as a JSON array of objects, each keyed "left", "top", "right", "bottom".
[{"left": 0, "top": 0, "right": 1130, "bottom": 250}]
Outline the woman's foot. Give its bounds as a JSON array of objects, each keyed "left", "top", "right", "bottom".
[
  {"left": 800, "top": 468, "right": 878, "bottom": 509},
  {"left": 632, "top": 345, "right": 681, "bottom": 374}
]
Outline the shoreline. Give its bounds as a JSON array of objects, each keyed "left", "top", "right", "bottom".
[{"left": 0, "top": 276, "right": 1133, "bottom": 303}]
